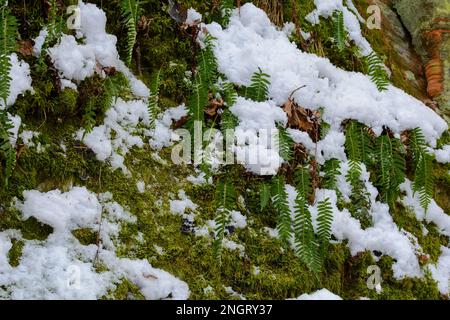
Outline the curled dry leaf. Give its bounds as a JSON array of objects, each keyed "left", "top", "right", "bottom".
[{"left": 17, "top": 40, "right": 33, "bottom": 57}]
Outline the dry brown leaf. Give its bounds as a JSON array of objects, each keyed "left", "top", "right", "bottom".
[{"left": 18, "top": 40, "right": 33, "bottom": 57}]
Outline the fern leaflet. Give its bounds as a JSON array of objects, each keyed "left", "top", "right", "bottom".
[
  {"left": 0, "top": 6, "right": 17, "bottom": 106},
  {"left": 277, "top": 125, "right": 294, "bottom": 162},
  {"left": 332, "top": 11, "right": 346, "bottom": 52},
  {"left": 120, "top": 0, "right": 141, "bottom": 66},
  {"left": 149, "top": 69, "right": 162, "bottom": 129},
  {"left": 271, "top": 176, "right": 292, "bottom": 246},
  {"left": 260, "top": 182, "right": 271, "bottom": 211},
  {"left": 245, "top": 68, "right": 270, "bottom": 102},
  {"left": 365, "top": 51, "right": 389, "bottom": 91},
  {"left": 322, "top": 158, "right": 341, "bottom": 190},
  {"left": 317, "top": 198, "right": 333, "bottom": 259},
  {"left": 0, "top": 110, "right": 16, "bottom": 186}
]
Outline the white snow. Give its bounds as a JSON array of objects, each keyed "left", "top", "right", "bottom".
[
  {"left": 48, "top": 2, "right": 148, "bottom": 97},
  {"left": 231, "top": 97, "right": 287, "bottom": 175},
  {"left": 20, "top": 130, "right": 40, "bottom": 146},
  {"left": 305, "top": 0, "right": 372, "bottom": 55},
  {"left": 32, "top": 28, "right": 48, "bottom": 57},
  {"left": 433, "top": 145, "right": 450, "bottom": 164},
  {"left": 76, "top": 98, "right": 149, "bottom": 174},
  {"left": 48, "top": 35, "right": 97, "bottom": 82},
  {"left": 7, "top": 113, "right": 21, "bottom": 146},
  {"left": 229, "top": 210, "right": 247, "bottom": 229},
  {"left": 400, "top": 180, "right": 450, "bottom": 237},
  {"left": 0, "top": 187, "right": 189, "bottom": 299},
  {"left": 224, "top": 286, "right": 246, "bottom": 300},
  {"left": 169, "top": 190, "right": 198, "bottom": 221},
  {"left": 186, "top": 8, "right": 202, "bottom": 25},
  {"left": 148, "top": 104, "right": 188, "bottom": 150},
  {"left": 292, "top": 288, "right": 342, "bottom": 300},
  {"left": 205, "top": 4, "right": 447, "bottom": 147},
  {"left": 429, "top": 246, "right": 450, "bottom": 295},
  {"left": 136, "top": 181, "right": 146, "bottom": 193},
  {"left": 0, "top": 54, "right": 33, "bottom": 109},
  {"left": 187, "top": 171, "right": 212, "bottom": 185}
]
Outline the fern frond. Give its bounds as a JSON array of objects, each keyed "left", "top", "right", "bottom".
[
  {"left": 0, "top": 110, "right": 16, "bottom": 186},
  {"left": 409, "top": 127, "right": 427, "bottom": 168},
  {"left": 358, "top": 124, "right": 374, "bottom": 165},
  {"left": 345, "top": 121, "right": 362, "bottom": 163},
  {"left": 365, "top": 51, "right": 389, "bottom": 91},
  {"left": 213, "top": 179, "right": 236, "bottom": 263},
  {"left": 221, "top": 108, "right": 238, "bottom": 131},
  {"left": 346, "top": 159, "right": 362, "bottom": 190},
  {"left": 271, "top": 176, "right": 292, "bottom": 246},
  {"left": 82, "top": 100, "right": 97, "bottom": 137},
  {"left": 276, "top": 125, "right": 293, "bottom": 162},
  {"left": 198, "top": 34, "right": 218, "bottom": 85},
  {"left": 414, "top": 152, "right": 434, "bottom": 212},
  {"left": 149, "top": 69, "right": 162, "bottom": 129},
  {"left": 246, "top": 68, "right": 270, "bottom": 102},
  {"left": 294, "top": 165, "right": 312, "bottom": 201},
  {"left": 375, "top": 135, "right": 406, "bottom": 204},
  {"left": 0, "top": 6, "right": 18, "bottom": 105},
  {"left": 187, "top": 34, "right": 218, "bottom": 130},
  {"left": 332, "top": 11, "right": 346, "bottom": 51},
  {"left": 120, "top": 0, "right": 141, "bottom": 66},
  {"left": 317, "top": 198, "right": 333, "bottom": 258},
  {"left": 376, "top": 135, "right": 393, "bottom": 202},
  {"left": 409, "top": 128, "right": 434, "bottom": 212},
  {"left": 187, "top": 79, "right": 208, "bottom": 128},
  {"left": 390, "top": 139, "right": 406, "bottom": 202},
  {"left": 260, "top": 182, "right": 271, "bottom": 211},
  {"left": 322, "top": 158, "right": 341, "bottom": 190},
  {"left": 293, "top": 194, "right": 313, "bottom": 252},
  {"left": 222, "top": 81, "right": 237, "bottom": 107}
]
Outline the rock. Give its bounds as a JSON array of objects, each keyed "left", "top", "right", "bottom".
[{"left": 395, "top": 0, "right": 450, "bottom": 118}]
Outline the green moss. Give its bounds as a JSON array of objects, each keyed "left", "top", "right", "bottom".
[
  {"left": 104, "top": 279, "right": 146, "bottom": 300},
  {"left": 0, "top": 209, "right": 52, "bottom": 241},
  {"left": 7, "top": 239, "right": 24, "bottom": 267},
  {"left": 72, "top": 228, "right": 98, "bottom": 246}
]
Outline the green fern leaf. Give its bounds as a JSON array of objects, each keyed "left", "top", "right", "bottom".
[
  {"left": 222, "top": 81, "right": 237, "bottom": 107},
  {"left": 409, "top": 127, "right": 427, "bottom": 169},
  {"left": 365, "top": 51, "right": 389, "bottom": 91},
  {"left": 0, "top": 6, "right": 18, "bottom": 105},
  {"left": 260, "top": 182, "right": 271, "bottom": 211},
  {"left": 277, "top": 125, "right": 293, "bottom": 162},
  {"left": 322, "top": 158, "right": 341, "bottom": 190},
  {"left": 271, "top": 176, "right": 292, "bottom": 246},
  {"left": 246, "top": 68, "right": 270, "bottom": 102},
  {"left": 376, "top": 135, "right": 393, "bottom": 202},
  {"left": 120, "top": 0, "right": 141, "bottom": 66},
  {"left": 149, "top": 69, "right": 162, "bottom": 129},
  {"left": 294, "top": 165, "right": 312, "bottom": 201},
  {"left": 294, "top": 193, "right": 322, "bottom": 273},
  {"left": 414, "top": 152, "right": 434, "bottom": 212},
  {"left": 332, "top": 11, "right": 346, "bottom": 51},
  {"left": 317, "top": 197, "right": 333, "bottom": 258},
  {"left": 0, "top": 110, "right": 16, "bottom": 186}
]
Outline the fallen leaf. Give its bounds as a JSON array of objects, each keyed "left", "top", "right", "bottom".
[{"left": 17, "top": 40, "right": 33, "bottom": 57}]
